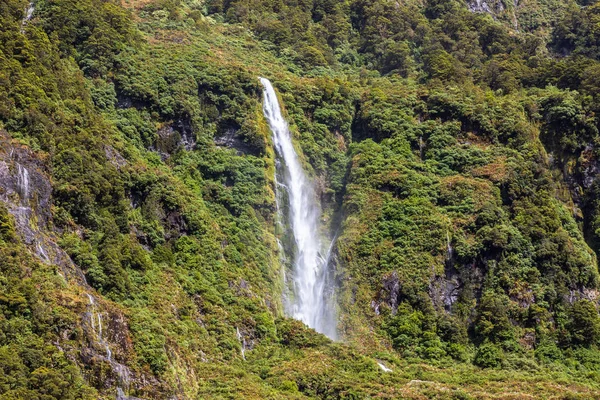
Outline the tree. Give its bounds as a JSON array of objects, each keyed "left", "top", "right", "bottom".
[{"left": 569, "top": 299, "right": 600, "bottom": 346}]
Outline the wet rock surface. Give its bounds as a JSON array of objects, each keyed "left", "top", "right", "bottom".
[
  {"left": 80, "top": 292, "right": 154, "bottom": 399},
  {"left": 0, "top": 131, "right": 86, "bottom": 284},
  {"left": 467, "top": 0, "right": 506, "bottom": 15},
  {"left": 117, "top": 387, "right": 145, "bottom": 400},
  {"left": 0, "top": 131, "right": 159, "bottom": 399}
]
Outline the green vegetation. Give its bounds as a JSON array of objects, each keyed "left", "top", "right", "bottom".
[{"left": 2, "top": 0, "right": 600, "bottom": 398}]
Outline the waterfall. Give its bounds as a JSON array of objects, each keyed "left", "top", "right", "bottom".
[
  {"left": 260, "top": 77, "right": 337, "bottom": 339},
  {"left": 86, "top": 294, "right": 111, "bottom": 361},
  {"left": 21, "top": 2, "right": 34, "bottom": 33},
  {"left": 24, "top": 3, "right": 34, "bottom": 21},
  {"left": 377, "top": 362, "right": 393, "bottom": 372},
  {"left": 36, "top": 241, "right": 50, "bottom": 263},
  {"left": 86, "top": 294, "right": 130, "bottom": 392},
  {"left": 236, "top": 327, "right": 246, "bottom": 360},
  {"left": 16, "top": 163, "right": 29, "bottom": 202}
]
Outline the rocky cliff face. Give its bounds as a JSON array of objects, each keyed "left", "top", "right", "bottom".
[
  {"left": 0, "top": 131, "right": 163, "bottom": 399},
  {"left": 468, "top": 0, "right": 506, "bottom": 15},
  {"left": 0, "top": 131, "right": 85, "bottom": 283},
  {"left": 468, "top": 0, "right": 519, "bottom": 30}
]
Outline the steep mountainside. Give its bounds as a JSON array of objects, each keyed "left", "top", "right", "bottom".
[{"left": 3, "top": 0, "right": 600, "bottom": 398}]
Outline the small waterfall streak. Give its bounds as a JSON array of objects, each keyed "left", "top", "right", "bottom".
[
  {"left": 87, "top": 294, "right": 96, "bottom": 332},
  {"left": 87, "top": 294, "right": 108, "bottom": 358},
  {"left": 377, "top": 362, "right": 393, "bottom": 372},
  {"left": 106, "top": 345, "right": 112, "bottom": 361},
  {"left": 86, "top": 294, "right": 131, "bottom": 392},
  {"left": 16, "top": 164, "right": 29, "bottom": 202},
  {"left": 98, "top": 313, "right": 103, "bottom": 339},
  {"left": 25, "top": 3, "right": 34, "bottom": 20},
  {"left": 86, "top": 298, "right": 112, "bottom": 364},
  {"left": 21, "top": 3, "right": 34, "bottom": 32},
  {"left": 236, "top": 327, "right": 246, "bottom": 360},
  {"left": 36, "top": 242, "right": 50, "bottom": 263},
  {"left": 260, "top": 77, "right": 336, "bottom": 339}
]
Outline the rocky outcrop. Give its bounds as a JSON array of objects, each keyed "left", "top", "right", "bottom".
[
  {"left": 214, "top": 128, "right": 259, "bottom": 155},
  {"left": 467, "top": 0, "right": 519, "bottom": 30},
  {"left": 383, "top": 271, "right": 402, "bottom": 314},
  {"left": 81, "top": 293, "right": 138, "bottom": 397},
  {"left": 105, "top": 145, "right": 128, "bottom": 169},
  {"left": 153, "top": 118, "right": 196, "bottom": 159},
  {"left": 468, "top": 0, "right": 507, "bottom": 14},
  {"left": 0, "top": 131, "right": 160, "bottom": 399},
  {"left": 429, "top": 270, "right": 461, "bottom": 312},
  {"left": 0, "top": 131, "right": 86, "bottom": 284},
  {"left": 236, "top": 326, "right": 254, "bottom": 360},
  {"left": 117, "top": 387, "right": 145, "bottom": 400}
]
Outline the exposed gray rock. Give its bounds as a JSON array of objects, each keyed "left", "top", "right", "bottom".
[
  {"left": 236, "top": 325, "right": 256, "bottom": 360},
  {"left": 0, "top": 132, "right": 162, "bottom": 399},
  {"left": 381, "top": 271, "right": 401, "bottom": 315},
  {"left": 105, "top": 145, "right": 128, "bottom": 169},
  {"left": 468, "top": 0, "right": 493, "bottom": 13},
  {"left": 0, "top": 131, "right": 86, "bottom": 284},
  {"left": 116, "top": 388, "right": 143, "bottom": 400},
  {"left": 566, "top": 288, "right": 599, "bottom": 305},
  {"left": 214, "top": 128, "right": 257, "bottom": 155},
  {"left": 430, "top": 272, "right": 461, "bottom": 312},
  {"left": 580, "top": 145, "right": 600, "bottom": 190},
  {"left": 467, "top": 0, "right": 506, "bottom": 17},
  {"left": 370, "top": 300, "right": 380, "bottom": 316},
  {"left": 153, "top": 118, "right": 196, "bottom": 159},
  {"left": 81, "top": 294, "right": 142, "bottom": 397},
  {"left": 176, "top": 118, "right": 196, "bottom": 151}
]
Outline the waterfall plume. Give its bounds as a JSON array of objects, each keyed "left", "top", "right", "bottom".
[{"left": 260, "top": 77, "right": 337, "bottom": 339}]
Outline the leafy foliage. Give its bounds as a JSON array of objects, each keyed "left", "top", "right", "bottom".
[{"left": 2, "top": 0, "right": 600, "bottom": 398}]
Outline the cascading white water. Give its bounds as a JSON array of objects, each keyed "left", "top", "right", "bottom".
[
  {"left": 16, "top": 163, "right": 29, "bottom": 202},
  {"left": 86, "top": 294, "right": 111, "bottom": 360},
  {"left": 236, "top": 327, "right": 246, "bottom": 360},
  {"left": 21, "top": 2, "right": 34, "bottom": 33},
  {"left": 86, "top": 294, "right": 130, "bottom": 391},
  {"left": 24, "top": 3, "right": 34, "bottom": 21},
  {"left": 377, "top": 362, "right": 393, "bottom": 372},
  {"left": 260, "top": 77, "right": 337, "bottom": 339}
]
